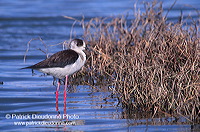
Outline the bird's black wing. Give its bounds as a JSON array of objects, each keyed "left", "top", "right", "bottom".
[{"left": 22, "top": 49, "right": 79, "bottom": 69}]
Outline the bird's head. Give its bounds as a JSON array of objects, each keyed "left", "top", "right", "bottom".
[{"left": 70, "top": 39, "right": 86, "bottom": 51}]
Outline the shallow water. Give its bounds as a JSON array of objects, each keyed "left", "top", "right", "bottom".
[{"left": 0, "top": 0, "right": 199, "bottom": 131}]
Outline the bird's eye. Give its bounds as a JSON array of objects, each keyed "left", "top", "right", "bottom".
[{"left": 76, "top": 39, "right": 84, "bottom": 47}]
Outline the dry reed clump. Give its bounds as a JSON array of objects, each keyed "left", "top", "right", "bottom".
[{"left": 78, "top": 2, "right": 200, "bottom": 123}]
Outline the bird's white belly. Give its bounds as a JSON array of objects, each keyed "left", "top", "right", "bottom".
[{"left": 38, "top": 57, "right": 85, "bottom": 79}]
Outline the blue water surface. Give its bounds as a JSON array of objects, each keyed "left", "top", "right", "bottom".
[{"left": 0, "top": 0, "right": 199, "bottom": 131}]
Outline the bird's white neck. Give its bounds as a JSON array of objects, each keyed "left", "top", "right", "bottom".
[{"left": 73, "top": 49, "right": 86, "bottom": 62}]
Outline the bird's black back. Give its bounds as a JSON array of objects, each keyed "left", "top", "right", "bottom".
[{"left": 22, "top": 49, "right": 79, "bottom": 69}]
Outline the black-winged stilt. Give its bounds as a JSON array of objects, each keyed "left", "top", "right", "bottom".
[{"left": 22, "top": 38, "right": 86, "bottom": 103}]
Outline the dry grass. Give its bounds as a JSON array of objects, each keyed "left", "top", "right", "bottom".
[{"left": 70, "top": 1, "right": 199, "bottom": 123}]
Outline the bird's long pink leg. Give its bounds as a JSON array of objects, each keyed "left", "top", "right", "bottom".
[
  {"left": 64, "top": 76, "right": 68, "bottom": 114},
  {"left": 64, "top": 76, "right": 68, "bottom": 99},
  {"left": 56, "top": 80, "right": 60, "bottom": 111}
]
